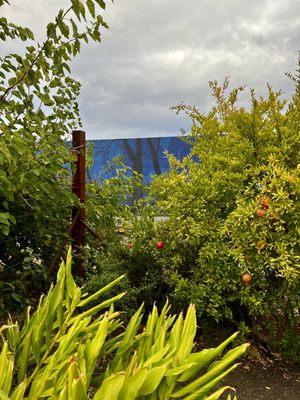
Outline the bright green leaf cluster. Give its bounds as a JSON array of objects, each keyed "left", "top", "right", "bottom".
[
  {"left": 0, "top": 249, "right": 247, "bottom": 399},
  {"left": 124, "top": 71, "right": 300, "bottom": 333}
]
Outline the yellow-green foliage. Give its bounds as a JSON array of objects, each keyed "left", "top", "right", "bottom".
[
  {"left": 0, "top": 250, "right": 248, "bottom": 399},
  {"left": 146, "top": 77, "right": 300, "bottom": 323}
]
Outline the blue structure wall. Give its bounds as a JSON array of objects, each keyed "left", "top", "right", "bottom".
[{"left": 88, "top": 136, "right": 191, "bottom": 183}]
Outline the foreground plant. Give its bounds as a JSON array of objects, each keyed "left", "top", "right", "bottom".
[
  {"left": 0, "top": 250, "right": 248, "bottom": 399},
  {"left": 0, "top": 0, "right": 117, "bottom": 315}
]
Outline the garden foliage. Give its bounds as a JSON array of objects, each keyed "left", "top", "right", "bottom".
[
  {"left": 0, "top": 250, "right": 247, "bottom": 399},
  {"left": 0, "top": 0, "right": 133, "bottom": 314},
  {"left": 0, "top": 0, "right": 299, "bottom": 361},
  {"left": 121, "top": 75, "right": 300, "bottom": 350}
]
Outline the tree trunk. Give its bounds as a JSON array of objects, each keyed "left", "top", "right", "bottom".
[{"left": 147, "top": 137, "right": 161, "bottom": 175}]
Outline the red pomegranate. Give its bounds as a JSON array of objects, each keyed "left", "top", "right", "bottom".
[
  {"left": 256, "top": 209, "right": 265, "bottom": 218},
  {"left": 242, "top": 273, "right": 252, "bottom": 285},
  {"left": 261, "top": 196, "right": 270, "bottom": 210},
  {"left": 127, "top": 242, "right": 133, "bottom": 249},
  {"left": 156, "top": 241, "right": 165, "bottom": 250}
]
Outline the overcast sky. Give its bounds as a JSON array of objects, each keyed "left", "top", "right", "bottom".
[{"left": 2, "top": 0, "right": 300, "bottom": 139}]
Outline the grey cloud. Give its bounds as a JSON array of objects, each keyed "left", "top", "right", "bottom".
[{"left": 2, "top": 0, "right": 300, "bottom": 138}]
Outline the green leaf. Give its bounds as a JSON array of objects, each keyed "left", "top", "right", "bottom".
[
  {"left": 87, "top": 0, "right": 95, "bottom": 18},
  {"left": 49, "top": 78, "right": 60, "bottom": 88},
  {"left": 94, "top": 373, "right": 125, "bottom": 400},
  {"left": 71, "top": 0, "right": 80, "bottom": 17},
  {"left": 47, "top": 22, "right": 56, "bottom": 38},
  {"left": 58, "top": 21, "right": 70, "bottom": 38},
  {"left": 138, "top": 365, "right": 167, "bottom": 396},
  {"left": 96, "top": 0, "right": 106, "bottom": 9}
]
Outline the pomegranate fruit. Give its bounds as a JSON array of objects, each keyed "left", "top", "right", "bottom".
[
  {"left": 261, "top": 196, "right": 270, "bottom": 210},
  {"left": 156, "top": 241, "right": 165, "bottom": 249},
  {"left": 242, "top": 273, "right": 252, "bottom": 285},
  {"left": 256, "top": 209, "right": 265, "bottom": 217}
]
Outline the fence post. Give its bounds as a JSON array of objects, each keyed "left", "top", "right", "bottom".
[{"left": 72, "top": 129, "right": 86, "bottom": 277}]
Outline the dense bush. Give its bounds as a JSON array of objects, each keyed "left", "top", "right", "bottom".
[
  {"left": 118, "top": 74, "right": 300, "bottom": 356},
  {"left": 0, "top": 0, "right": 128, "bottom": 314},
  {"left": 0, "top": 250, "right": 247, "bottom": 399}
]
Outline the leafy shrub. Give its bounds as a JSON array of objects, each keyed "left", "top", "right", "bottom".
[
  {"left": 118, "top": 72, "right": 300, "bottom": 353},
  {"left": 81, "top": 241, "right": 140, "bottom": 316},
  {"left": 0, "top": 250, "right": 248, "bottom": 399},
  {"left": 0, "top": 247, "right": 47, "bottom": 315},
  {"left": 0, "top": 1, "right": 139, "bottom": 313},
  {"left": 120, "top": 214, "right": 171, "bottom": 311}
]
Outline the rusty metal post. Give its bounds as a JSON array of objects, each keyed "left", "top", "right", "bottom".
[{"left": 72, "top": 130, "right": 86, "bottom": 277}]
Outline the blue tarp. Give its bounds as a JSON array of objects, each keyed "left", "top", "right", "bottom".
[{"left": 88, "top": 136, "right": 191, "bottom": 183}]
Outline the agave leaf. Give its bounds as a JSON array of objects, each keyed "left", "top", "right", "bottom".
[
  {"left": 93, "top": 372, "right": 125, "bottom": 400},
  {"left": 17, "top": 332, "right": 31, "bottom": 383},
  {"left": 86, "top": 317, "right": 109, "bottom": 384},
  {"left": 0, "top": 250, "right": 245, "bottom": 399},
  {"left": 89, "top": 317, "right": 109, "bottom": 360},
  {"left": 0, "top": 389, "right": 10, "bottom": 400},
  {"left": 123, "top": 352, "right": 138, "bottom": 378},
  {"left": 28, "top": 377, "right": 48, "bottom": 398},
  {"left": 120, "top": 367, "right": 148, "bottom": 399},
  {"left": 2, "top": 357, "right": 14, "bottom": 394},
  {"left": 54, "top": 319, "right": 90, "bottom": 363},
  {"left": 152, "top": 348, "right": 176, "bottom": 368},
  {"left": 173, "top": 344, "right": 248, "bottom": 397},
  {"left": 101, "top": 332, "right": 125, "bottom": 355},
  {"left": 10, "top": 379, "right": 27, "bottom": 400},
  {"left": 178, "top": 332, "right": 240, "bottom": 382},
  {"left": 68, "top": 292, "right": 126, "bottom": 325},
  {"left": 165, "top": 314, "right": 177, "bottom": 331},
  {"left": 78, "top": 275, "right": 125, "bottom": 308},
  {"left": 0, "top": 342, "right": 8, "bottom": 389},
  {"left": 204, "top": 386, "right": 234, "bottom": 400},
  {"left": 154, "top": 300, "right": 171, "bottom": 341},
  {"left": 165, "top": 362, "right": 197, "bottom": 377},
  {"left": 138, "top": 364, "right": 168, "bottom": 396},
  {"left": 71, "top": 374, "right": 88, "bottom": 399},
  {"left": 0, "top": 325, "right": 17, "bottom": 336},
  {"left": 169, "top": 312, "right": 183, "bottom": 357},
  {"left": 157, "top": 376, "right": 168, "bottom": 399},
  {"left": 6, "top": 318, "right": 19, "bottom": 353},
  {"left": 50, "top": 358, "right": 73, "bottom": 394},
  {"left": 227, "top": 395, "right": 237, "bottom": 400},
  {"left": 122, "top": 303, "right": 144, "bottom": 344},
  {"left": 58, "top": 385, "right": 68, "bottom": 400},
  {"left": 143, "top": 304, "right": 159, "bottom": 357},
  {"left": 68, "top": 359, "right": 80, "bottom": 398},
  {"left": 65, "top": 248, "right": 77, "bottom": 300},
  {"left": 31, "top": 309, "right": 49, "bottom": 364},
  {"left": 173, "top": 364, "right": 238, "bottom": 399},
  {"left": 176, "top": 304, "right": 197, "bottom": 363},
  {"left": 48, "top": 266, "right": 66, "bottom": 332},
  {"left": 110, "top": 304, "right": 144, "bottom": 368},
  {"left": 143, "top": 345, "right": 170, "bottom": 368},
  {"left": 76, "top": 346, "right": 87, "bottom": 379}
]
